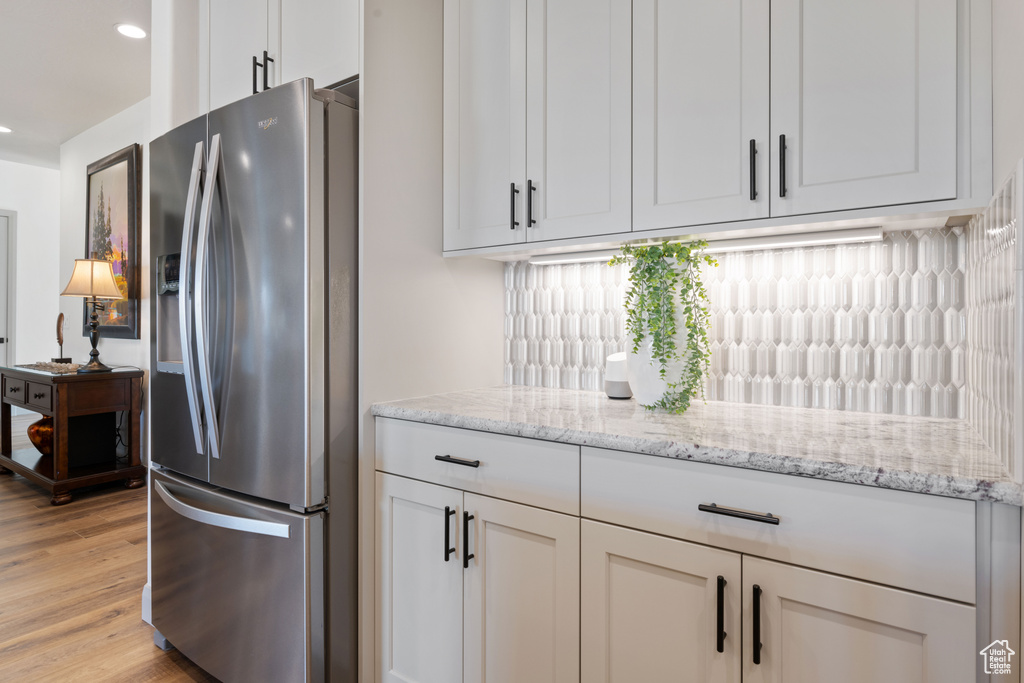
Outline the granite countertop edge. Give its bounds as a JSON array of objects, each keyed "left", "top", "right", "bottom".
[{"left": 371, "top": 402, "right": 1024, "bottom": 506}]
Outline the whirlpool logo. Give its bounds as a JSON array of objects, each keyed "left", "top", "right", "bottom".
[{"left": 258, "top": 117, "right": 278, "bottom": 131}]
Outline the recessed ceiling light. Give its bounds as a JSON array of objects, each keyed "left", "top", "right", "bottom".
[
  {"left": 0, "top": 126, "right": 11, "bottom": 134},
  {"left": 116, "top": 24, "right": 147, "bottom": 39}
]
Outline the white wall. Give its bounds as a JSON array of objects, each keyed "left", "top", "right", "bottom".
[
  {"left": 993, "top": 0, "right": 1024, "bottom": 186},
  {"left": 58, "top": 98, "right": 151, "bottom": 372},
  {"left": 358, "top": 1, "right": 506, "bottom": 679},
  {"left": 0, "top": 160, "right": 61, "bottom": 366}
]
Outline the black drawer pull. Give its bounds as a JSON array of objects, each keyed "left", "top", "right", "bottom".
[
  {"left": 716, "top": 575, "right": 727, "bottom": 653},
  {"left": 444, "top": 506, "right": 456, "bottom": 562},
  {"left": 778, "top": 134, "right": 787, "bottom": 198},
  {"left": 435, "top": 454, "right": 480, "bottom": 468},
  {"left": 527, "top": 179, "right": 536, "bottom": 226},
  {"left": 510, "top": 182, "right": 520, "bottom": 230},
  {"left": 33, "top": 393, "right": 45, "bottom": 400},
  {"left": 698, "top": 503, "right": 779, "bottom": 525},
  {"left": 752, "top": 584, "right": 763, "bottom": 664},
  {"left": 9, "top": 386, "right": 19, "bottom": 393},
  {"left": 749, "top": 139, "right": 757, "bottom": 200},
  {"left": 463, "top": 511, "right": 474, "bottom": 569}
]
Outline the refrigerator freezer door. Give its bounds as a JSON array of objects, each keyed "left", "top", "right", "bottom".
[
  {"left": 150, "top": 115, "right": 211, "bottom": 482},
  {"left": 202, "top": 78, "right": 327, "bottom": 509},
  {"left": 151, "top": 469, "right": 325, "bottom": 682}
]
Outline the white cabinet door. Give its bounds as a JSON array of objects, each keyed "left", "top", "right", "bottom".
[
  {"left": 376, "top": 474, "right": 463, "bottom": 683},
  {"left": 463, "top": 493, "right": 580, "bottom": 683},
  {"left": 581, "top": 520, "right": 741, "bottom": 683},
  {"left": 280, "top": 0, "right": 359, "bottom": 87},
  {"left": 633, "top": 0, "right": 769, "bottom": 231},
  {"left": 524, "top": 0, "right": 631, "bottom": 242},
  {"left": 743, "top": 557, "right": 975, "bottom": 683},
  {"left": 770, "top": 0, "right": 958, "bottom": 216},
  {"left": 443, "top": 0, "right": 527, "bottom": 251},
  {"left": 209, "top": 0, "right": 273, "bottom": 111}
]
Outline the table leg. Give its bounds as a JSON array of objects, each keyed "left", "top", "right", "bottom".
[
  {"left": 50, "top": 489, "right": 72, "bottom": 506},
  {"left": 1, "top": 400, "right": 10, "bottom": 456},
  {"left": 53, "top": 385, "right": 69, "bottom": 482}
]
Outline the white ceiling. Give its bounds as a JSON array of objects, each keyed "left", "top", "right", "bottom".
[{"left": 0, "top": 0, "right": 151, "bottom": 168}]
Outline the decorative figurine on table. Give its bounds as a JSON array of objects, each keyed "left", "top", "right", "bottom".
[{"left": 52, "top": 313, "right": 71, "bottom": 363}]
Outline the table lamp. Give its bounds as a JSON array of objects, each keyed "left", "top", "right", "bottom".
[{"left": 60, "top": 258, "right": 122, "bottom": 373}]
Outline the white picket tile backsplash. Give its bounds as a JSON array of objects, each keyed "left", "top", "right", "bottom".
[{"left": 505, "top": 228, "right": 969, "bottom": 419}]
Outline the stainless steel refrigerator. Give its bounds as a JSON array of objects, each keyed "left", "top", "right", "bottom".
[{"left": 148, "top": 78, "right": 357, "bottom": 683}]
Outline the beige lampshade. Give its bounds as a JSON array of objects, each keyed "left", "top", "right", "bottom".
[{"left": 60, "top": 259, "right": 123, "bottom": 299}]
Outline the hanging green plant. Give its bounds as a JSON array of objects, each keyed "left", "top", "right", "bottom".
[{"left": 609, "top": 240, "right": 717, "bottom": 414}]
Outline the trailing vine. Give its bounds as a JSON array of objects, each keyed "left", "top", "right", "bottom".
[{"left": 609, "top": 241, "right": 717, "bottom": 414}]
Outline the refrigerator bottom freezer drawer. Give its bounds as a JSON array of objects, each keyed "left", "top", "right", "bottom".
[{"left": 151, "top": 469, "right": 324, "bottom": 683}]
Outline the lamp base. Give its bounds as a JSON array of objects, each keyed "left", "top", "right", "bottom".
[{"left": 77, "top": 357, "right": 112, "bottom": 373}]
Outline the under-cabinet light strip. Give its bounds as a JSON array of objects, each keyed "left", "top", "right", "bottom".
[{"left": 526, "top": 227, "right": 885, "bottom": 265}]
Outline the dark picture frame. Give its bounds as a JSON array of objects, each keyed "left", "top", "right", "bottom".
[{"left": 83, "top": 143, "right": 141, "bottom": 339}]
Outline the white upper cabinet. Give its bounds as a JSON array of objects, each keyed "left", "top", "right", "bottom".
[
  {"left": 769, "top": 0, "right": 958, "bottom": 216},
  {"left": 443, "top": 0, "right": 528, "bottom": 251},
  {"left": 204, "top": 0, "right": 359, "bottom": 112},
  {"left": 443, "top": 0, "right": 631, "bottom": 250},
  {"left": 633, "top": 0, "right": 770, "bottom": 230},
  {"left": 280, "top": 0, "right": 359, "bottom": 88},
  {"left": 209, "top": 0, "right": 273, "bottom": 111},
  {"left": 524, "top": 0, "right": 631, "bottom": 242}
]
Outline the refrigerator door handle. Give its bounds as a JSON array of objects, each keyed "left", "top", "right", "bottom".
[
  {"left": 180, "top": 141, "right": 206, "bottom": 454},
  {"left": 195, "top": 133, "right": 223, "bottom": 461},
  {"left": 155, "top": 480, "right": 290, "bottom": 538}
]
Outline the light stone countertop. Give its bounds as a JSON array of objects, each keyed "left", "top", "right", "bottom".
[{"left": 371, "top": 385, "right": 1022, "bottom": 505}]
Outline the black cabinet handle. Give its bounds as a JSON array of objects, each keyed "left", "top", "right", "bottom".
[
  {"left": 444, "top": 506, "right": 456, "bottom": 562},
  {"left": 262, "top": 50, "right": 274, "bottom": 91},
  {"left": 33, "top": 393, "right": 45, "bottom": 400},
  {"left": 527, "top": 180, "right": 536, "bottom": 227},
  {"left": 435, "top": 454, "right": 480, "bottom": 468},
  {"left": 252, "top": 55, "right": 259, "bottom": 95},
  {"left": 749, "top": 139, "right": 757, "bottom": 201},
  {"left": 510, "top": 183, "right": 520, "bottom": 230},
  {"left": 9, "top": 387, "right": 19, "bottom": 393},
  {"left": 716, "top": 575, "right": 727, "bottom": 653},
  {"left": 463, "top": 511, "right": 474, "bottom": 569},
  {"left": 698, "top": 503, "right": 779, "bottom": 525},
  {"left": 778, "top": 134, "right": 787, "bottom": 198},
  {"left": 753, "top": 584, "right": 763, "bottom": 664}
]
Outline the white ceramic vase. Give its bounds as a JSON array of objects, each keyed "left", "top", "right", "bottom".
[{"left": 627, "top": 339, "right": 686, "bottom": 407}]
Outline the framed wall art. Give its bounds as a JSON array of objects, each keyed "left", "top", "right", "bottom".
[{"left": 83, "top": 143, "right": 141, "bottom": 339}]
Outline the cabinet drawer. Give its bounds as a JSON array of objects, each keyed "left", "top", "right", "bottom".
[
  {"left": 27, "top": 383, "right": 52, "bottom": 411},
  {"left": 375, "top": 418, "right": 580, "bottom": 515},
  {"left": 3, "top": 378, "right": 25, "bottom": 404},
  {"left": 581, "top": 447, "right": 976, "bottom": 603}
]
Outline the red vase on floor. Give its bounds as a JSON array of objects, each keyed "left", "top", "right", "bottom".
[{"left": 27, "top": 416, "right": 54, "bottom": 456}]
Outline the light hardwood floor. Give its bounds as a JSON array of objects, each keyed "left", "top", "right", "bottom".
[{"left": 0, "top": 415, "right": 217, "bottom": 682}]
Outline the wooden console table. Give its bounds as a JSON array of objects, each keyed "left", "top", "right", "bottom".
[{"left": 0, "top": 366, "right": 146, "bottom": 505}]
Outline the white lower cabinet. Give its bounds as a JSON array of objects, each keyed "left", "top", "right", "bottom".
[
  {"left": 376, "top": 420, "right": 987, "bottom": 683},
  {"left": 743, "top": 557, "right": 975, "bottom": 683},
  {"left": 376, "top": 471, "right": 580, "bottom": 683},
  {"left": 581, "top": 520, "right": 742, "bottom": 683},
  {"left": 579, "top": 519, "right": 975, "bottom": 683},
  {"left": 376, "top": 474, "right": 462, "bottom": 683},
  {"left": 464, "top": 493, "right": 580, "bottom": 683}
]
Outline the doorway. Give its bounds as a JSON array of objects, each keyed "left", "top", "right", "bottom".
[{"left": 0, "top": 210, "right": 16, "bottom": 368}]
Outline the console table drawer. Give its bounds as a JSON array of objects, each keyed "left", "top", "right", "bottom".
[
  {"left": 27, "top": 383, "right": 52, "bottom": 411},
  {"left": 3, "top": 378, "right": 25, "bottom": 404},
  {"left": 376, "top": 417, "right": 580, "bottom": 514},
  {"left": 582, "top": 446, "right": 976, "bottom": 603}
]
